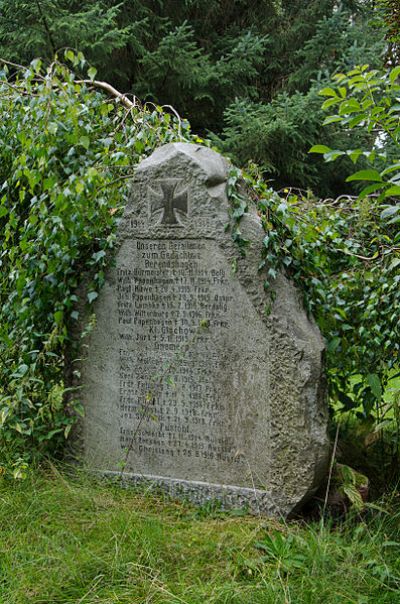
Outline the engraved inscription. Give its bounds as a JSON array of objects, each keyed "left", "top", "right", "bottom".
[
  {"left": 149, "top": 179, "right": 188, "bottom": 226},
  {"left": 117, "top": 239, "right": 237, "bottom": 468}
]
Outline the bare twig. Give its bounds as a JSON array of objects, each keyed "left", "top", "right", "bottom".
[
  {"left": 98, "top": 173, "right": 136, "bottom": 190},
  {"left": 0, "top": 80, "right": 39, "bottom": 96},
  {"left": 161, "top": 104, "right": 183, "bottom": 139},
  {"left": 75, "top": 79, "right": 138, "bottom": 110},
  {"left": 0, "top": 58, "right": 31, "bottom": 72},
  {"left": 146, "top": 101, "right": 184, "bottom": 140},
  {"left": 337, "top": 248, "right": 381, "bottom": 261},
  {"left": 322, "top": 422, "right": 340, "bottom": 521}
]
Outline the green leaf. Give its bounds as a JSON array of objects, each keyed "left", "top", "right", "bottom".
[
  {"left": 319, "top": 87, "right": 338, "bottom": 97},
  {"left": 389, "top": 66, "right": 400, "bottom": 84},
  {"left": 322, "top": 97, "right": 341, "bottom": 110},
  {"left": 88, "top": 66, "right": 97, "bottom": 81},
  {"left": 388, "top": 258, "right": 400, "bottom": 271},
  {"left": 348, "top": 115, "right": 365, "bottom": 128},
  {"left": 322, "top": 116, "right": 343, "bottom": 125},
  {"left": 75, "top": 181, "right": 85, "bottom": 194},
  {"left": 309, "top": 145, "right": 331, "bottom": 154},
  {"left": 338, "top": 99, "right": 361, "bottom": 115},
  {"left": 0, "top": 205, "right": 8, "bottom": 218},
  {"left": 327, "top": 337, "right": 340, "bottom": 353},
  {"left": 381, "top": 163, "right": 400, "bottom": 176},
  {"left": 12, "top": 364, "right": 29, "bottom": 378},
  {"left": 54, "top": 310, "right": 63, "bottom": 325},
  {"left": 87, "top": 291, "right": 98, "bottom": 304},
  {"left": 380, "top": 205, "right": 399, "bottom": 219},
  {"left": 338, "top": 391, "right": 356, "bottom": 410},
  {"left": 30, "top": 58, "right": 42, "bottom": 73},
  {"left": 347, "top": 149, "right": 363, "bottom": 164},
  {"left": 79, "top": 136, "right": 90, "bottom": 150},
  {"left": 358, "top": 183, "right": 385, "bottom": 199},
  {"left": 64, "top": 49, "right": 75, "bottom": 63},
  {"left": 367, "top": 373, "right": 382, "bottom": 399},
  {"left": 92, "top": 250, "right": 106, "bottom": 262},
  {"left": 346, "top": 169, "right": 383, "bottom": 182},
  {"left": 384, "top": 186, "right": 400, "bottom": 197},
  {"left": 323, "top": 150, "right": 345, "bottom": 162}
]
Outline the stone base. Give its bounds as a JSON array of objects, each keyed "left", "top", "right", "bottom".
[{"left": 102, "top": 471, "right": 290, "bottom": 516}]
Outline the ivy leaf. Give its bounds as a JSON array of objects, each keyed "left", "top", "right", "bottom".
[
  {"left": 87, "top": 291, "right": 98, "bottom": 304},
  {"left": 79, "top": 136, "right": 90, "bottom": 150},
  {"left": 367, "top": 373, "right": 382, "bottom": 399},
  {"left": 88, "top": 66, "right": 97, "bottom": 81}
]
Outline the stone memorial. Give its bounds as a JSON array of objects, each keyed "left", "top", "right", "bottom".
[{"left": 79, "top": 143, "right": 329, "bottom": 516}]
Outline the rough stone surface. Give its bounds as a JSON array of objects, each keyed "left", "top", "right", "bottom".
[{"left": 80, "top": 143, "right": 329, "bottom": 516}]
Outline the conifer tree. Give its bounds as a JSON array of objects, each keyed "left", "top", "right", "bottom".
[{"left": 0, "top": 0, "right": 385, "bottom": 194}]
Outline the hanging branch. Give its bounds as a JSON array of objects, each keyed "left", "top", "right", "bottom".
[{"left": 75, "top": 79, "right": 137, "bottom": 110}]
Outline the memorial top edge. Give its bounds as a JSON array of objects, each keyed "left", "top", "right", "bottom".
[
  {"left": 119, "top": 143, "right": 236, "bottom": 237},
  {"left": 135, "top": 142, "right": 229, "bottom": 180}
]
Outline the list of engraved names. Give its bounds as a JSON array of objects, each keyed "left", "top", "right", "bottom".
[{"left": 117, "top": 239, "right": 236, "bottom": 464}]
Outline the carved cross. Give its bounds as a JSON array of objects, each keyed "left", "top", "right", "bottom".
[{"left": 150, "top": 179, "right": 188, "bottom": 226}]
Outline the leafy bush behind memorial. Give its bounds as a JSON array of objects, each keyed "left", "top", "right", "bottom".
[{"left": 0, "top": 54, "right": 193, "bottom": 476}]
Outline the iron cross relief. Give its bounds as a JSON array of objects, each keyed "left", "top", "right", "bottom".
[{"left": 149, "top": 179, "right": 188, "bottom": 226}]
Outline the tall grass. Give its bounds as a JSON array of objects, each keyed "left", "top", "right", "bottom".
[{"left": 0, "top": 466, "right": 399, "bottom": 603}]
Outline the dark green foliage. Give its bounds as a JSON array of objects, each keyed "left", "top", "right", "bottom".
[
  {"left": 0, "top": 54, "right": 191, "bottom": 476},
  {"left": 225, "top": 63, "right": 400, "bottom": 480},
  {"left": 215, "top": 4, "right": 386, "bottom": 193},
  {"left": 231, "top": 168, "right": 399, "bottom": 415},
  {"left": 0, "top": 0, "right": 386, "bottom": 195},
  {"left": 0, "top": 0, "right": 137, "bottom": 66},
  {"left": 212, "top": 88, "right": 362, "bottom": 195}
]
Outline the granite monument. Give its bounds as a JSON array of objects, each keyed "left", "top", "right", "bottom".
[{"left": 79, "top": 143, "right": 329, "bottom": 515}]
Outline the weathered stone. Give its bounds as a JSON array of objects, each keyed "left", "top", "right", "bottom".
[{"left": 79, "top": 143, "right": 329, "bottom": 516}]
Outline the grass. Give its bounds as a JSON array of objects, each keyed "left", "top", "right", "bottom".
[{"left": 0, "top": 466, "right": 399, "bottom": 604}]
